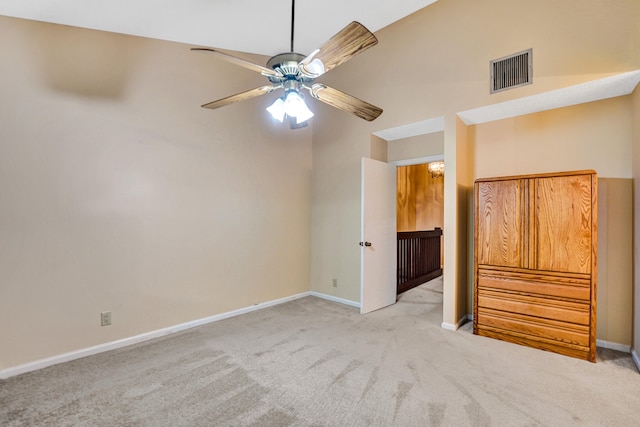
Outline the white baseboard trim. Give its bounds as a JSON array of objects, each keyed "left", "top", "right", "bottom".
[
  {"left": 0, "top": 292, "right": 311, "bottom": 380},
  {"left": 309, "top": 291, "right": 360, "bottom": 308},
  {"left": 441, "top": 315, "right": 468, "bottom": 331},
  {"left": 632, "top": 349, "right": 640, "bottom": 373},
  {"left": 596, "top": 339, "right": 631, "bottom": 353}
]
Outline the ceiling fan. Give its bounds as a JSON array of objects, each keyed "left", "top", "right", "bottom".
[{"left": 191, "top": 0, "right": 383, "bottom": 129}]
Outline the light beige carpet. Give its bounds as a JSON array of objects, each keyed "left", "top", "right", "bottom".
[{"left": 1, "top": 277, "right": 639, "bottom": 426}]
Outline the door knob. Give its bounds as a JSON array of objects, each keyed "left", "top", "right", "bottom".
[{"left": 359, "top": 241, "right": 372, "bottom": 247}]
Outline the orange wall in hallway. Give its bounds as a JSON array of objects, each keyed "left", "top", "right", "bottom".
[{"left": 397, "top": 164, "right": 444, "bottom": 232}]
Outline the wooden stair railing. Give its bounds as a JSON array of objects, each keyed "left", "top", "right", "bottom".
[{"left": 397, "top": 228, "right": 443, "bottom": 294}]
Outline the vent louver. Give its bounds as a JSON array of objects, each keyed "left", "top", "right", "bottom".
[{"left": 490, "top": 48, "right": 532, "bottom": 93}]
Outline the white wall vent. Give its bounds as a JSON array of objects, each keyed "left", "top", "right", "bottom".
[{"left": 490, "top": 48, "right": 532, "bottom": 93}]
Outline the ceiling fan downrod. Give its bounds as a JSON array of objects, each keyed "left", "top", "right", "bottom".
[{"left": 290, "top": 0, "right": 295, "bottom": 53}]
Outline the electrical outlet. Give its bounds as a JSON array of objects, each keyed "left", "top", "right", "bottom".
[
  {"left": 101, "top": 311, "right": 112, "bottom": 326},
  {"left": 332, "top": 278, "right": 338, "bottom": 288}
]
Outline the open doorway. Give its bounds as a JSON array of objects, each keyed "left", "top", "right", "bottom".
[
  {"left": 360, "top": 117, "right": 445, "bottom": 317},
  {"left": 396, "top": 161, "right": 444, "bottom": 294}
]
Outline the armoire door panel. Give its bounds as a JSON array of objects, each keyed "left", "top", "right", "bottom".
[
  {"left": 476, "top": 179, "right": 522, "bottom": 267},
  {"left": 534, "top": 175, "right": 593, "bottom": 274}
]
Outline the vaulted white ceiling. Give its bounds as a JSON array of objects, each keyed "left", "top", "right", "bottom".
[
  {"left": 2, "top": 0, "right": 637, "bottom": 139},
  {"left": 0, "top": 0, "right": 438, "bottom": 56}
]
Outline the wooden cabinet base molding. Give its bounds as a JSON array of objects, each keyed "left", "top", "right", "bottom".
[{"left": 474, "top": 171, "right": 597, "bottom": 362}]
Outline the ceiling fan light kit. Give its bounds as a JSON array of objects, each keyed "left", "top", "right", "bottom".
[
  {"left": 191, "top": 1, "right": 382, "bottom": 129},
  {"left": 267, "top": 90, "right": 314, "bottom": 124}
]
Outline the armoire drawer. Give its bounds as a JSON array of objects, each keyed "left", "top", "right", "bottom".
[
  {"left": 477, "top": 288, "right": 590, "bottom": 325},
  {"left": 477, "top": 268, "right": 591, "bottom": 302},
  {"left": 476, "top": 307, "right": 590, "bottom": 347}
]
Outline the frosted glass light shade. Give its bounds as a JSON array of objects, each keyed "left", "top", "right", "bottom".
[
  {"left": 283, "top": 91, "right": 304, "bottom": 117},
  {"left": 283, "top": 91, "right": 314, "bottom": 124},
  {"left": 305, "top": 58, "right": 325, "bottom": 76},
  {"left": 294, "top": 101, "right": 314, "bottom": 124},
  {"left": 266, "top": 98, "right": 285, "bottom": 122}
]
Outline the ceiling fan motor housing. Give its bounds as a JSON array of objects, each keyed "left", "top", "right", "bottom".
[{"left": 266, "top": 52, "right": 313, "bottom": 83}]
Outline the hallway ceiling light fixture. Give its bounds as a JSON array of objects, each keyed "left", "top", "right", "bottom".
[
  {"left": 428, "top": 161, "right": 445, "bottom": 178},
  {"left": 191, "top": 0, "right": 383, "bottom": 129}
]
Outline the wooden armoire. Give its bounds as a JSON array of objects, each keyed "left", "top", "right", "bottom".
[{"left": 473, "top": 170, "right": 597, "bottom": 362}]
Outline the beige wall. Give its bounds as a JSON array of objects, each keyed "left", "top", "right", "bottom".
[
  {"left": 470, "top": 97, "right": 633, "bottom": 180},
  {"left": 310, "top": 111, "right": 372, "bottom": 302},
  {"left": 387, "top": 132, "right": 444, "bottom": 163},
  {"left": 597, "top": 179, "right": 633, "bottom": 348},
  {"left": 633, "top": 87, "right": 640, "bottom": 364},
  {"left": 3, "top": 0, "right": 640, "bottom": 372},
  {"left": 467, "top": 99, "right": 634, "bottom": 346},
  {"left": 310, "top": 0, "right": 640, "bottom": 329},
  {"left": 469, "top": 96, "right": 636, "bottom": 347},
  {"left": 0, "top": 17, "right": 312, "bottom": 371}
]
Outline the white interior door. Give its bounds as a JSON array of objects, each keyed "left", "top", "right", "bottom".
[{"left": 360, "top": 157, "right": 397, "bottom": 314}]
